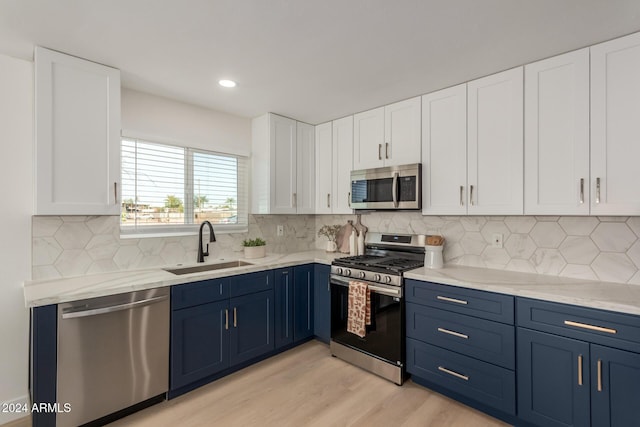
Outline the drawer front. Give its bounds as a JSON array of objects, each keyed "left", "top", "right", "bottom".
[
  {"left": 407, "top": 338, "right": 516, "bottom": 415},
  {"left": 406, "top": 280, "right": 514, "bottom": 324},
  {"left": 407, "top": 304, "right": 515, "bottom": 369},
  {"left": 517, "top": 298, "right": 640, "bottom": 353},
  {"left": 172, "top": 278, "right": 230, "bottom": 310},
  {"left": 229, "top": 270, "right": 274, "bottom": 298}
]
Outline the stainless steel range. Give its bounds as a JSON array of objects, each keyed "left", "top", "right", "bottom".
[{"left": 330, "top": 232, "right": 425, "bottom": 385}]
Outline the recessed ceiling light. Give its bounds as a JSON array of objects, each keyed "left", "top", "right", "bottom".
[{"left": 218, "top": 79, "right": 237, "bottom": 88}]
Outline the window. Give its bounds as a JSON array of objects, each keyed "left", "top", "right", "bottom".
[{"left": 121, "top": 137, "right": 248, "bottom": 235}]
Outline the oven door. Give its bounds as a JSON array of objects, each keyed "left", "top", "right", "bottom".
[{"left": 330, "top": 276, "right": 404, "bottom": 366}]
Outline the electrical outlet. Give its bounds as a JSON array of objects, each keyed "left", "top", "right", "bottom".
[
  {"left": 276, "top": 225, "right": 284, "bottom": 237},
  {"left": 492, "top": 233, "right": 503, "bottom": 248}
]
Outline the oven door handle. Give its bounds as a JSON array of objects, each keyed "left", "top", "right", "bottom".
[{"left": 331, "top": 276, "right": 402, "bottom": 298}]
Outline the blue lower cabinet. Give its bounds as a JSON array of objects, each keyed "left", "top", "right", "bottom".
[
  {"left": 591, "top": 344, "right": 640, "bottom": 427},
  {"left": 313, "top": 264, "right": 330, "bottom": 343},
  {"left": 229, "top": 290, "right": 275, "bottom": 365},
  {"left": 407, "top": 338, "right": 516, "bottom": 415},
  {"left": 517, "top": 328, "right": 590, "bottom": 427},
  {"left": 274, "top": 268, "right": 294, "bottom": 349},
  {"left": 294, "top": 264, "right": 314, "bottom": 342},
  {"left": 171, "top": 300, "right": 230, "bottom": 390}
]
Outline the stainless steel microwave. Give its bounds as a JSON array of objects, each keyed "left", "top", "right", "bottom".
[{"left": 350, "top": 163, "right": 421, "bottom": 210}]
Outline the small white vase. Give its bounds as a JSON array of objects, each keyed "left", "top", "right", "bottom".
[
  {"left": 244, "top": 245, "right": 266, "bottom": 259},
  {"left": 326, "top": 240, "right": 337, "bottom": 253}
]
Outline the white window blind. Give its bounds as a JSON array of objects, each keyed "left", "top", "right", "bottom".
[{"left": 121, "top": 138, "right": 248, "bottom": 235}]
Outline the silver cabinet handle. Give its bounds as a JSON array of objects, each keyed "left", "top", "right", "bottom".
[
  {"left": 392, "top": 172, "right": 399, "bottom": 208},
  {"left": 469, "top": 185, "right": 474, "bottom": 206},
  {"left": 438, "top": 366, "right": 469, "bottom": 381},
  {"left": 564, "top": 320, "right": 616, "bottom": 334},
  {"left": 578, "top": 355, "right": 583, "bottom": 386},
  {"left": 579, "top": 178, "right": 584, "bottom": 204},
  {"left": 437, "top": 295, "right": 468, "bottom": 305},
  {"left": 385, "top": 142, "right": 389, "bottom": 159},
  {"left": 225, "top": 309, "right": 229, "bottom": 330},
  {"left": 437, "top": 327, "right": 468, "bottom": 339},
  {"left": 233, "top": 307, "right": 237, "bottom": 327},
  {"left": 61, "top": 295, "right": 168, "bottom": 319},
  {"left": 597, "top": 359, "right": 603, "bottom": 392},
  {"left": 293, "top": 193, "right": 297, "bottom": 207},
  {"left": 114, "top": 182, "right": 118, "bottom": 204},
  {"left": 595, "top": 177, "right": 601, "bottom": 204},
  {"left": 459, "top": 186, "right": 464, "bottom": 206},
  {"left": 348, "top": 192, "right": 351, "bottom": 207},
  {"left": 378, "top": 144, "right": 382, "bottom": 160},
  {"left": 327, "top": 193, "right": 330, "bottom": 208}
]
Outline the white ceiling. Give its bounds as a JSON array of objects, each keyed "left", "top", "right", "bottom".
[{"left": 1, "top": 0, "right": 640, "bottom": 125}]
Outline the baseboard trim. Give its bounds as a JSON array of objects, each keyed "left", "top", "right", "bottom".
[{"left": 0, "top": 395, "right": 31, "bottom": 426}]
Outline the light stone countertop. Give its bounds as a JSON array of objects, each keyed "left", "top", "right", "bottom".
[
  {"left": 405, "top": 265, "right": 640, "bottom": 316},
  {"left": 24, "top": 250, "right": 343, "bottom": 308},
  {"left": 24, "top": 252, "right": 640, "bottom": 317}
]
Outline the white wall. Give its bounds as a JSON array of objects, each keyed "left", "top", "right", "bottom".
[
  {"left": 121, "top": 89, "right": 251, "bottom": 156},
  {"left": 0, "top": 53, "right": 33, "bottom": 424}
]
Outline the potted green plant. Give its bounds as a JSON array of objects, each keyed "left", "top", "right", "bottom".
[
  {"left": 242, "top": 237, "right": 267, "bottom": 259},
  {"left": 318, "top": 225, "right": 341, "bottom": 252}
]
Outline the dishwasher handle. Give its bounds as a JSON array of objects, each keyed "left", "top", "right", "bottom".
[{"left": 61, "top": 295, "right": 168, "bottom": 319}]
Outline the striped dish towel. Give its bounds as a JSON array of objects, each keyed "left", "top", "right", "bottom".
[{"left": 347, "top": 281, "right": 371, "bottom": 338}]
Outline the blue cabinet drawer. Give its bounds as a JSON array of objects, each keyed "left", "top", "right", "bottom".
[
  {"left": 172, "top": 278, "right": 230, "bottom": 310},
  {"left": 229, "top": 270, "right": 273, "bottom": 298},
  {"left": 406, "top": 280, "right": 514, "bottom": 324},
  {"left": 407, "top": 304, "right": 515, "bottom": 369},
  {"left": 407, "top": 338, "right": 516, "bottom": 415},
  {"left": 517, "top": 298, "right": 640, "bottom": 353}
]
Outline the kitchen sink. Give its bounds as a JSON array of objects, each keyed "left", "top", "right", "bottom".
[{"left": 164, "top": 260, "right": 254, "bottom": 275}]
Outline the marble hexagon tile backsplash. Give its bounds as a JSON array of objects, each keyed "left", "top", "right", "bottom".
[{"left": 314, "top": 213, "right": 640, "bottom": 285}]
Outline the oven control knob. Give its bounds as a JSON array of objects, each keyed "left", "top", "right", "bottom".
[
  {"left": 345, "top": 269, "right": 352, "bottom": 277},
  {"left": 336, "top": 267, "right": 343, "bottom": 275},
  {"left": 384, "top": 276, "right": 392, "bottom": 284},
  {"left": 374, "top": 274, "right": 381, "bottom": 282},
  {"left": 358, "top": 272, "right": 366, "bottom": 279}
]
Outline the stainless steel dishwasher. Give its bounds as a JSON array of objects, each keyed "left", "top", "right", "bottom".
[{"left": 57, "top": 288, "right": 169, "bottom": 427}]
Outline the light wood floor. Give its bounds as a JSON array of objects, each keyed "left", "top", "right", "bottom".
[{"left": 110, "top": 341, "right": 511, "bottom": 427}]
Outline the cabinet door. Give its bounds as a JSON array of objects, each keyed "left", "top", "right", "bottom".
[
  {"left": 422, "top": 84, "right": 467, "bottom": 215},
  {"left": 332, "top": 116, "right": 354, "bottom": 214},
  {"left": 468, "top": 67, "right": 524, "bottom": 215},
  {"left": 313, "top": 264, "right": 331, "bottom": 343},
  {"left": 525, "top": 49, "right": 590, "bottom": 215},
  {"left": 384, "top": 97, "right": 421, "bottom": 167},
  {"left": 517, "top": 328, "right": 590, "bottom": 427},
  {"left": 294, "top": 264, "right": 314, "bottom": 342},
  {"left": 296, "top": 122, "right": 315, "bottom": 214},
  {"left": 229, "top": 290, "right": 274, "bottom": 365},
  {"left": 353, "top": 107, "right": 384, "bottom": 170},
  {"left": 315, "top": 122, "right": 333, "bottom": 214},
  {"left": 270, "top": 114, "right": 297, "bottom": 214},
  {"left": 35, "top": 47, "right": 121, "bottom": 215},
  {"left": 274, "top": 268, "right": 294, "bottom": 349},
  {"left": 591, "top": 32, "right": 640, "bottom": 215},
  {"left": 170, "top": 300, "right": 229, "bottom": 390},
  {"left": 591, "top": 345, "right": 640, "bottom": 427}
]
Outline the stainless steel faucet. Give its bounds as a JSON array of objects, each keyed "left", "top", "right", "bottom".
[{"left": 197, "top": 221, "right": 216, "bottom": 263}]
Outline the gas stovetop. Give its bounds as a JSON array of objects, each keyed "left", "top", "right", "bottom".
[{"left": 332, "top": 255, "right": 424, "bottom": 274}]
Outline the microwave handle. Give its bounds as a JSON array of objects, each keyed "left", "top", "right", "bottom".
[{"left": 392, "top": 172, "right": 399, "bottom": 208}]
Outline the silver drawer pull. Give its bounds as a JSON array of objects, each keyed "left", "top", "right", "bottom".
[
  {"left": 436, "top": 295, "right": 468, "bottom": 305},
  {"left": 564, "top": 320, "right": 617, "bottom": 334},
  {"left": 437, "top": 327, "right": 469, "bottom": 339},
  {"left": 438, "top": 366, "right": 469, "bottom": 381}
]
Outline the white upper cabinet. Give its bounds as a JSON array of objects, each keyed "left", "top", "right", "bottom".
[
  {"left": 422, "top": 84, "right": 467, "bottom": 215},
  {"left": 332, "top": 116, "right": 354, "bottom": 214},
  {"left": 591, "top": 32, "right": 640, "bottom": 215},
  {"left": 524, "top": 49, "right": 590, "bottom": 215},
  {"left": 296, "top": 122, "right": 316, "bottom": 214},
  {"left": 35, "top": 47, "right": 121, "bottom": 215},
  {"left": 315, "top": 122, "right": 333, "bottom": 214},
  {"left": 353, "top": 97, "right": 421, "bottom": 170},
  {"left": 467, "top": 67, "right": 524, "bottom": 215},
  {"left": 251, "top": 113, "right": 315, "bottom": 214}
]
